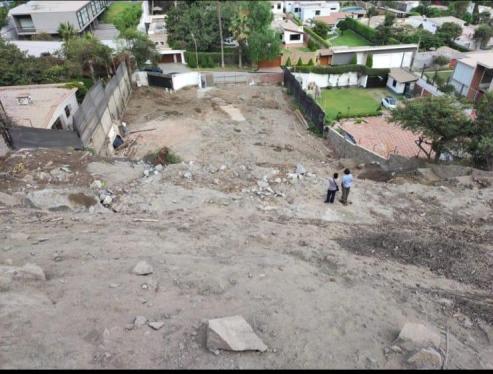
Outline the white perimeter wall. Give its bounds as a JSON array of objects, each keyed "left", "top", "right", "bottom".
[
  {"left": 293, "top": 72, "right": 368, "bottom": 89},
  {"left": 172, "top": 72, "right": 202, "bottom": 91},
  {"left": 372, "top": 51, "right": 414, "bottom": 69}
]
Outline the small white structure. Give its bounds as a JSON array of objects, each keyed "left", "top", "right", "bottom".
[
  {"left": 386, "top": 68, "right": 418, "bottom": 95},
  {"left": 284, "top": 1, "right": 340, "bottom": 22},
  {"left": 0, "top": 83, "right": 79, "bottom": 130},
  {"left": 271, "top": 1, "right": 284, "bottom": 17},
  {"left": 272, "top": 18, "right": 304, "bottom": 47}
]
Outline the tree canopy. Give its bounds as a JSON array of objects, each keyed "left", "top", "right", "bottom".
[
  {"left": 390, "top": 95, "right": 472, "bottom": 160},
  {"left": 118, "top": 29, "right": 159, "bottom": 68}
]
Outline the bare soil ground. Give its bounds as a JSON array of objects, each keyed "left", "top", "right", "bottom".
[{"left": 1, "top": 85, "right": 492, "bottom": 369}]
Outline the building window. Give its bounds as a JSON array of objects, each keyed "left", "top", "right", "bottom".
[
  {"left": 290, "top": 33, "right": 301, "bottom": 41},
  {"left": 315, "top": 10, "right": 321, "bottom": 15},
  {"left": 392, "top": 79, "right": 397, "bottom": 87},
  {"left": 64, "top": 105, "right": 71, "bottom": 117},
  {"left": 294, "top": 7, "right": 300, "bottom": 12},
  {"left": 90, "top": 2, "right": 97, "bottom": 17},
  {"left": 277, "top": 3, "right": 281, "bottom": 9},
  {"left": 331, "top": 7, "right": 336, "bottom": 10}
]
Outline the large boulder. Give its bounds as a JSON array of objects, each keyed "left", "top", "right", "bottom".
[
  {"left": 206, "top": 315, "right": 267, "bottom": 352},
  {"left": 397, "top": 322, "right": 441, "bottom": 350},
  {"left": 407, "top": 348, "right": 443, "bottom": 369}
]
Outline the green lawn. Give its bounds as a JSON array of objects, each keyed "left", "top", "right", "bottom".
[
  {"left": 317, "top": 88, "right": 382, "bottom": 121},
  {"left": 424, "top": 70, "right": 453, "bottom": 82},
  {"left": 329, "top": 30, "right": 370, "bottom": 47},
  {"left": 101, "top": 1, "right": 141, "bottom": 24}
]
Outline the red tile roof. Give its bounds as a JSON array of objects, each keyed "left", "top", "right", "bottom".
[{"left": 315, "top": 12, "right": 350, "bottom": 25}]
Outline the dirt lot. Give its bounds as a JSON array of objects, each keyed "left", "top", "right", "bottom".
[{"left": 1, "top": 85, "right": 493, "bottom": 369}]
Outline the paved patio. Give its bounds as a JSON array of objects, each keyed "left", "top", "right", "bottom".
[{"left": 338, "top": 116, "right": 432, "bottom": 159}]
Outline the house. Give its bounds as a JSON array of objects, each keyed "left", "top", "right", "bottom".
[
  {"left": 0, "top": 84, "right": 79, "bottom": 130},
  {"left": 404, "top": 16, "right": 466, "bottom": 34},
  {"left": 9, "top": 0, "right": 110, "bottom": 37},
  {"left": 450, "top": 51, "right": 493, "bottom": 102},
  {"left": 386, "top": 68, "right": 418, "bottom": 95},
  {"left": 285, "top": 1, "right": 340, "bottom": 22},
  {"left": 412, "top": 46, "right": 466, "bottom": 70},
  {"left": 271, "top": 1, "right": 284, "bottom": 17},
  {"left": 381, "top": 1, "right": 420, "bottom": 16},
  {"left": 314, "top": 12, "right": 354, "bottom": 30},
  {"left": 318, "top": 44, "right": 418, "bottom": 69},
  {"left": 273, "top": 18, "right": 304, "bottom": 47}
]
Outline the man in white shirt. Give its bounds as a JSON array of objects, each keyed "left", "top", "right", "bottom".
[
  {"left": 340, "top": 168, "right": 353, "bottom": 205},
  {"left": 325, "top": 172, "right": 339, "bottom": 204}
]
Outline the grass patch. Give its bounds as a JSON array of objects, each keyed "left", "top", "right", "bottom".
[
  {"left": 101, "top": 1, "right": 141, "bottom": 24},
  {"left": 317, "top": 88, "right": 381, "bottom": 121},
  {"left": 424, "top": 70, "right": 453, "bottom": 82},
  {"left": 329, "top": 30, "right": 370, "bottom": 47}
]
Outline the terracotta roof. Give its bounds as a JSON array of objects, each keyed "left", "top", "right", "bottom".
[{"left": 314, "top": 12, "right": 350, "bottom": 26}]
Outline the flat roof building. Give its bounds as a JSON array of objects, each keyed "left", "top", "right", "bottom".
[
  {"left": 9, "top": 0, "right": 110, "bottom": 36},
  {"left": 0, "top": 84, "right": 79, "bottom": 130}
]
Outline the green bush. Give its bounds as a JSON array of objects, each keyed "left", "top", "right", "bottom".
[
  {"left": 350, "top": 55, "right": 357, "bottom": 64},
  {"left": 341, "top": 18, "right": 378, "bottom": 44},
  {"left": 292, "top": 64, "right": 390, "bottom": 76},
  {"left": 296, "top": 57, "right": 303, "bottom": 66},
  {"left": 285, "top": 57, "right": 292, "bottom": 66},
  {"left": 366, "top": 54, "right": 373, "bottom": 68},
  {"left": 307, "top": 38, "right": 319, "bottom": 51},
  {"left": 307, "top": 58, "right": 314, "bottom": 66},
  {"left": 305, "top": 27, "right": 331, "bottom": 48},
  {"left": 184, "top": 51, "right": 242, "bottom": 67}
]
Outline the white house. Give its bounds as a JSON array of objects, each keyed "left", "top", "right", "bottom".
[
  {"left": 271, "top": 1, "right": 284, "bottom": 17},
  {"left": 272, "top": 18, "right": 304, "bottom": 47},
  {"left": 284, "top": 1, "right": 340, "bottom": 22},
  {"left": 0, "top": 84, "right": 79, "bottom": 130},
  {"left": 386, "top": 68, "right": 418, "bottom": 95}
]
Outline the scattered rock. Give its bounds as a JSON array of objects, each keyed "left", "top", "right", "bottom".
[
  {"left": 407, "top": 348, "right": 442, "bottom": 369},
  {"left": 397, "top": 322, "right": 441, "bottom": 350},
  {"left": 206, "top": 315, "right": 267, "bottom": 352},
  {"left": 148, "top": 321, "right": 165, "bottom": 330},
  {"left": 390, "top": 345, "right": 402, "bottom": 353},
  {"left": 357, "top": 163, "right": 365, "bottom": 169},
  {"left": 102, "top": 195, "right": 113, "bottom": 206},
  {"left": 132, "top": 261, "right": 153, "bottom": 275},
  {"left": 183, "top": 171, "right": 192, "bottom": 180},
  {"left": 295, "top": 164, "right": 306, "bottom": 175},
  {"left": 90, "top": 180, "right": 103, "bottom": 189},
  {"left": 134, "top": 316, "right": 147, "bottom": 328},
  {"left": 155, "top": 164, "right": 163, "bottom": 172}
]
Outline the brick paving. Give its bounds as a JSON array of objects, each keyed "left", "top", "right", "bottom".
[{"left": 338, "top": 116, "right": 432, "bottom": 159}]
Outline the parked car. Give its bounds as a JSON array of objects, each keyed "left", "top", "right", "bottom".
[
  {"left": 142, "top": 66, "right": 163, "bottom": 74},
  {"left": 381, "top": 96, "right": 397, "bottom": 110}
]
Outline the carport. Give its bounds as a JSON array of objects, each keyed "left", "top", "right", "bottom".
[{"left": 158, "top": 50, "right": 186, "bottom": 64}]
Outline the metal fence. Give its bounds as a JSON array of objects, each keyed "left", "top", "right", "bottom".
[{"left": 283, "top": 68, "right": 325, "bottom": 133}]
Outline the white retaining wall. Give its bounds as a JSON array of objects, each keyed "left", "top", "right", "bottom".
[
  {"left": 172, "top": 72, "right": 202, "bottom": 91},
  {"left": 293, "top": 72, "right": 368, "bottom": 89}
]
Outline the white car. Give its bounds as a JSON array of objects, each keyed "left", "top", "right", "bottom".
[{"left": 381, "top": 96, "right": 397, "bottom": 110}]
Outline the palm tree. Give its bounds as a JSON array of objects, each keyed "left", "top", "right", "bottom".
[
  {"left": 229, "top": 7, "right": 250, "bottom": 68},
  {"left": 58, "top": 22, "right": 76, "bottom": 42}
]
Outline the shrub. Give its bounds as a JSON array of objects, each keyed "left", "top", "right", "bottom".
[
  {"left": 434, "top": 55, "right": 450, "bottom": 66},
  {"left": 285, "top": 57, "right": 292, "bottom": 66},
  {"left": 292, "top": 64, "right": 390, "bottom": 76},
  {"left": 366, "top": 54, "right": 373, "bottom": 68},
  {"left": 307, "top": 38, "right": 319, "bottom": 51},
  {"left": 305, "top": 27, "right": 331, "bottom": 48},
  {"left": 296, "top": 57, "right": 303, "bottom": 66},
  {"left": 350, "top": 55, "right": 357, "bottom": 64},
  {"left": 313, "top": 21, "right": 330, "bottom": 38},
  {"left": 307, "top": 58, "right": 314, "bottom": 66}
]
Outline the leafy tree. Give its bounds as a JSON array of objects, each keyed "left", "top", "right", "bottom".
[
  {"left": 383, "top": 12, "right": 396, "bottom": 27},
  {"left": 229, "top": 5, "right": 250, "bottom": 67},
  {"left": 313, "top": 20, "right": 330, "bottom": 38},
  {"left": 366, "top": 6, "right": 378, "bottom": 26},
  {"left": 0, "top": 7, "right": 9, "bottom": 28},
  {"left": 437, "top": 22, "right": 463, "bottom": 43},
  {"left": 246, "top": 28, "right": 280, "bottom": 66},
  {"left": 433, "top": 55, "right": 450, "bottom": 66},
  {"left": 390, "top": 95, "right": 472, "bottom": 160},
  {"left": 470, "top": 92, "right": 493, "bottom": 169},
  {"left": 57, "top": 22, "right": 77, "bottom": 42},
  {"left": 118, "top": 29, "right": 159, "bottom": 68},
  {"left": 474, "top": 24, "right": 493, "bottom": 49},
  {"left": 62, "top": 34, "right": 112, "bottom": 82},
  {"left": 448, "top": 1, "right": 470, "bottom": 18},
  {"left": 479, "top": 11, "right": 491, "bottom": 24},
  {"left": 375, "top": 24, "right": 392, "bottom": 45},
  {"left": 113, "top": 3, "right": 142, "bottom": 32},
  {"left": 338, "top": 18, "right": 349, "bottom": 35}
]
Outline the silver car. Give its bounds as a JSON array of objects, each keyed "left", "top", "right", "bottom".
[{"left": 381, "top": 96, "right": 397, "bottom": 110}]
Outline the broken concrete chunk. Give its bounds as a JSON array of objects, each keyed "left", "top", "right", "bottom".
[
  {"left": 397, "top": 322, "right": 441, "bottom": 350},
  {"left": 148, "top": 321, "right": 165, "bottom": 330},
  {"left": 206, "top": 315, "right": 267, "bottom": 352},
  {"left": 132, "top": 261, "right": 153, "bottom": 275},
  {"left": 407, "top": 348, "right": 443, "bottom": 369},
  {"left": 295, "top": 164, "right": 306, "bottom": 175},
  {"left": 134, "top": 316, "right": 147, "bottom": 328}
]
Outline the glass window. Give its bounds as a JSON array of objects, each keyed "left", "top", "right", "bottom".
[
  {"left": 315, "top": 10, "right": 321, "bottom": 15},
  {"left": 90, "top": 2, "right": 97, "bottom": 17}
]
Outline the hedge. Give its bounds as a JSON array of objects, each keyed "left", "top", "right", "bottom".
[
  {"left": 342, "top": 18, "right": 377, "bottom": 44},
  {"left": 184, "top": 51, "right": 245, "bottom": 67},
  {"left": 305, "top": 27, "right": 331, "bottom": 48},
  {"left": 292, "top": 64, "right": 390, "bottom": 76}
]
